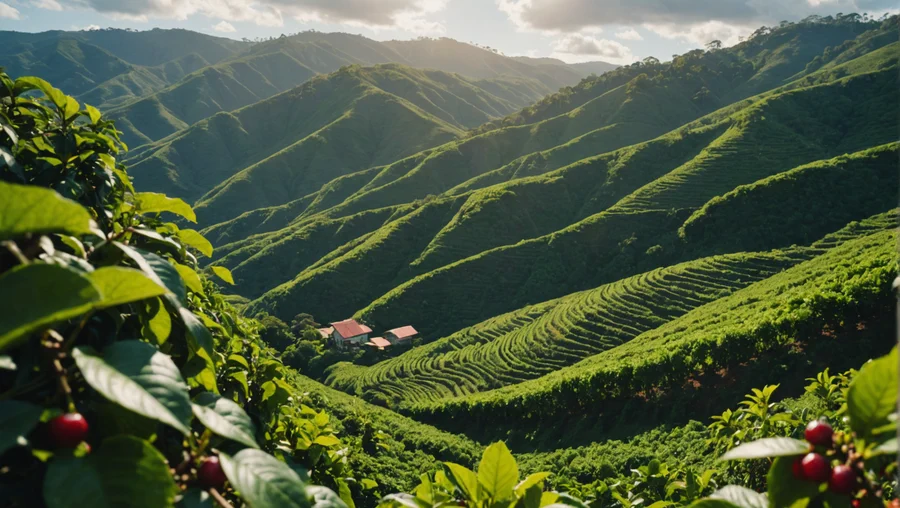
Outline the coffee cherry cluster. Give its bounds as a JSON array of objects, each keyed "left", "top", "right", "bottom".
[{"left": 791, "top": 420, "right": 875, "bottom": 501}]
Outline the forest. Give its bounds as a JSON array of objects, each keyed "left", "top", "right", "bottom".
[{"left": 0, "top": 11, "right": 897, "bottom": 508}]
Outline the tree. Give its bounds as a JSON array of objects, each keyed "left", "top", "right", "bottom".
[
  {"left": 258, "top": 314, "right": 297, "bottom": 351},
  {"left": 642, "top": 56, "right": 660, "bottom": 66},
  {"left": 291, "top": 313, "right": 320, "bottom": 336},
  {"left": 706, "top": 40, "right": 722, "bottom": 51},
  {"left": 283, "top": 341, "right": 318, "bottom": 372}
]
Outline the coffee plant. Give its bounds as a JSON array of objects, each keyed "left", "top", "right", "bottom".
[
  {"left": 690, "top": 347, "right": 898, "bottom": 507},
  {"left": 0, "top": 71, "right": 350, "bottom": 507}
]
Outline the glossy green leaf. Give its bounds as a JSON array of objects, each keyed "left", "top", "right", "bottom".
[
  {"left": 88, "top": 267, "right": 167, "bottom": 308},
  {"left": 16, "top": 76, "right": 67, "bottom": 110},
  {"left": 85, "top": 104, "right": 102, "bottom": 124},
  {"left": 336, "top": 478, "right": 356, "bottom": 508},
  {"left": 117, "top": 244, "right": 187, "bottom": 306},
  {"left": 135, "top": 192, "right": 196, "bottom": 223},
  {"left": 718, "top": 438, "right": 809, "bottom": 461},
  {"left": 63, "top": 95, "right": 80, "bottom": 120},
  {"left": 73, "top": 341, "right": 192, "bottom": 435},
  {"left": 874, "top": 438, "right": 897, "bottom": 455},
  {"left": 174, "top": 263, "right": 205, "bottom": 296},
  {"left": 478, "top": 441, "right": 518, "bottom": 500},
  {"left": 191, "top": 392, "right": 258, "bottom": 448},
  {"left": 308, "top": 486, "right": 348, "bottom": 508},
  {"left": 43, "top": 435, "right": 178, "bottom": 508},
  {"left": 515, "top": 472, "right": 551, "bottom": 496},
  {"left": 689, "top": 486, "right": 768, "bottom": 508},
  {"left": 178, "top": 229, "right": 213, "bottom": 257},
  {"left": 178, "top": 308, "right": 215, "bottom": 368},
  {"left": 0, "top": 146, "right": 24, "bottom": 180},
  {"left": 0, "top": 400, "right": 43, "bottom": 455},
  {"left": 847, "top": 348, "right": 897, "bottom": 440},
  {"left": 143, "top": 298, "right": 172, "bottom": 345},
  {"left": 443, "top": 462, "right": 480, "bottom": 501},
  {"left": 313, "top": 435, "right": 341, "bottom": 447},
  {"left": 220, "top": 449, "right": 309, "bottom": 508},
  {"left": 211, "top": 266, "right": 234, "bottom": 285},
  {"left": 0, "top": 181, "right": 94, "bottom": 240},
  {"left": 0, "top": 263, "right": 100, "bottom": 351},
  {"left": 765, "top": 457, "right": 818, "bottom": 508}
]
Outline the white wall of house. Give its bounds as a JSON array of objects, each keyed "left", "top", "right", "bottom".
[{"left": 331, "top": 330, "right": 368, "bottom": 349}]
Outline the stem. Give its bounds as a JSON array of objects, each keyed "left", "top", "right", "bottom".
[
  {"left": 44, "top": 330, "right": 75, "bottom": 411},
  {"left": 63, "top": 311, "right": 94, "bottom": 352},
  {"left": 2, "top": 240, "right": 29, "bottom": 265},
  {"left": 208, "top": 489, "right": 233, "bottom": 508}
]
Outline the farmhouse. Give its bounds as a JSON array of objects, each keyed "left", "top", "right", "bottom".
[
  {"left": 317, "top": 326, "right": 334, "bottom": 340},
  {"left": 329, "top": 319, "right": 372, "bottom": 349},
  {"left": 365, "top": 337, "right": 392, "bottom": 350},
  {"left": 385, "top": 325, "right": 419, "bottom": 345}
]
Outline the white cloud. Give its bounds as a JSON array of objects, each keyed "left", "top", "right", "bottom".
[
  {"left": 212, "top": 20, "right": 236, "bottom": 32},
  {"left": 72, "top": 23, "right": 101, "bottom": 30},
  {"left": 498, "top": 0, "right": 899, "bottom": 32},
  {"left": 48, "top": 0, "right": 447, "bottom": 32},
  {"left": 33, "top": 0, "right": 64, "bottom": 10},
  {"left": 0, "top": 1, "right": 19, "bottom": 18},
  {"left": 615, "top": 28, "right": 643, "bottom": 41},
  {"left": 645, "top": 20, "right": 753, "bottom": 47},
  {"left": 551, "top": 34, "right": 635, "bottom": 64}
]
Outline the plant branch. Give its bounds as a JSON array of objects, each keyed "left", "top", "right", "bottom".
[{"left": 208, "top": 488, "right": 233, "bottom": 508}]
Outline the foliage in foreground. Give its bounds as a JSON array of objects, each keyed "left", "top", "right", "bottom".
[
  {"left": 380, "top": 349, "right": 898, "bottom": 507},
  {"left": 0, "top": 72, "right": 350, "bottom": 507}
]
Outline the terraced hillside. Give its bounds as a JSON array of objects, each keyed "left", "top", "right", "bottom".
[
  {"left": 202, "top": 19, "right": 896, "bottom": 304},
  {"left": 327, "top": 250, "right": 809, "bottom": 404},
  {"left": 242, "top": 50, "right": 898, "bottom": 333},
  {"left": 403, "top": 227, "right": 898, "bottom": 443}
]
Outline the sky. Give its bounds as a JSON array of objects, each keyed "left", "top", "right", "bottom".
[{"left": 0, "top": 0, "right": 896, "bottom": 65}]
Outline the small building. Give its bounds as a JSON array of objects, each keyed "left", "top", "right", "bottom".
[
  {"left": 317, "top": 327, "right": 334, "bottom": 340},
  {"left": 330, "top": 319, "right": 372, "bottom": 349},
  {"left": 385, "top": 325, "right": 418, "bottom": 346},
  {"left": 365, "top": 337, "right": 392, "bottom": 351}
]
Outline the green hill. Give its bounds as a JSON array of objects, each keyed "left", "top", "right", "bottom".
[
  {"left": 126, "top": 64, "right": 572, "bottom": 223},
  {"left": 402, "top": 227, "right": 897, "bottom": 444},
  {"left": 240, "top": 45, "right": 897, "bottom": 333},
  {"left": 2, "top": 29, "right": 614, "bottom": 149}
]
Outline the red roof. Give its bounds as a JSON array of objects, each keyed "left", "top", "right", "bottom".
[
  {"left": 368, "top": 337, "right": 391, "bottom": 348},
  {"left": 317, "top": 327, "right": 334, "bottom": 339},
  {"left": 330, "top": 319, "right": 372, "bottom": 339},
  {"left": 387, "top": 325, "right": 418, "bottom": 340}
]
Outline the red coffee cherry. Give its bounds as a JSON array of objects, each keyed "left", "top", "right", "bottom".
[
  {"left": 805, "top": 420, "right": 834, "bottom": 447},
  {"left": 792, "top": 457, "right": 807, "bottom": 480},
  {"left": 198, "top": 456, "right": 227, "bottom": 490},
  {"left": 801, "top": 453, "right": 831, "bottom": 483},
  {"left": 48, "top": 413, "right": 89, "bottom": 448},
  {"left": 829, "top": 465, "right": 857, "bottom": 494}
]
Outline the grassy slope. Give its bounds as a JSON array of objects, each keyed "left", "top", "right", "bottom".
[
  {"left": 98, "top": 33, "right": 590, "bottom": 147},
  {"left": 186, "top": 64, "right": 568, "bottom": 225},
  {"left": 403, "top": 227, "right": 897, "bottom": 443},
  {"left": 326, "top": 249, "right": 809, "bottom": 404},
  {"left": 214, "top": 19, "right": 891, "bottom": 253},
  {"left": 245, "top": 58, "right": 897, "bottom": 332},
  {"left": 1, "top": 38, "right": 133, "bottom": 96},
  {"left": 198, "top": 21, "right": 896, "bottom": 253}
]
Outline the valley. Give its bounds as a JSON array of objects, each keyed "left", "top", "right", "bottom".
[{"left": 0, "top": 12, "right": 897, "bottom": 508}]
